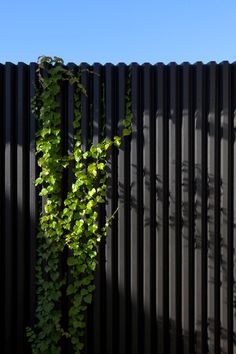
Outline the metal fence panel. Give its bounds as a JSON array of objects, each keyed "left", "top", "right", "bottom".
[{"left": 1, "top": 62, "right": 236, "bottom": 354}]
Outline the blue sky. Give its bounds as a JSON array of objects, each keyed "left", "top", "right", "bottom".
[{"left": 0, "top": 0, "right": 235, "bottom": 65}]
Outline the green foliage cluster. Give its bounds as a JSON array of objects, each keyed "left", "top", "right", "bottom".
[{"left": 26, "top": 56, "right": 132, "bottom": 353}]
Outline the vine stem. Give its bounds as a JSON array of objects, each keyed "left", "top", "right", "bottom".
[{"left": 26, "top": 56, "right": 132, "bottom": 354}]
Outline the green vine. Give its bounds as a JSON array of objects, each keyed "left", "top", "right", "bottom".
[{"left": 26, "top": 56, "right": 132, "bottom": 353}]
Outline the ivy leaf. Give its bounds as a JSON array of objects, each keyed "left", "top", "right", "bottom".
[
  {"left": 104, "top": 140, "right": 112, "bottom": 150},
  {"left": 67, "top": 284, "right": 75, "bottom": 295},
  {"left": 87, "top": 163, "right": 97, "bottom": 177},
  {"left": 67, "top": 257, "right": 78, "bottom": 266},
  {"left": 88, "top": 284, "right": 96, "bottom": 292},
  {"left": 123, "top": 117, "right": 131, "bottom": 127},
  {"left": 35, "top": 177, "right": 43, "bottom": 186},
  {"left": 122, "top": 127, "right": 132, "bottom": 136},
  {"left": 84, "top": 294, "right": 92, "bottom": 304},
  {"left": 88, "top": 224, "right": 98, "bottom": 233},
  {"left": 88, "top": 188, "right": 96, "bottom": 197},
  {"left": 73, "top": 119, "right": 80, "bottom": 129},
  {"left": 41, "top": 128, "right": 51, "bottom": 138},
  {"left": 39, "top": 188, "right": 48, "bottom": 196},
  {"left": 44, "top": 204, "right": 52, "bottom": 213},
  {"left": 86, "top": 200, "right": 95, "bottom": 212},
  {"left": 81, "top": 288, "right": 88, "bottom": 296},
  {"left": 73, "top": 320, "right": 86, "bottom": 329},
  {"left": 96, "top": 195, "right": 105, "bottom": 203},
  {"left": 113, "top": 135, "right": 121, "bottom": 148},
  {"left": 97, "top": 162, "right": 105, "bottom": 170},
  {"left": 83, "top": 151, "right": 89, "bottom": 159}
]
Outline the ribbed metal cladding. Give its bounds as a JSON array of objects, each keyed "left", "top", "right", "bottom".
[{"left": 1, "top": 62, "right": 236, "bottom": 354}]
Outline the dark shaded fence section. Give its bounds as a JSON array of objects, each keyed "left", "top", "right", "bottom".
[{"left": 1, "top": 61, "right": 236, "bottom": 354}]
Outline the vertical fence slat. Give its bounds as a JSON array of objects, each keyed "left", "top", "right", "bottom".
[
  {"left": 201, "top": 64, "right": 208, "bottom": 354},
  {"left": 105, "top": 63, "right": 118, "bottom": 354},
  {"left": 169, "top": 62, "right": 177, "bottom": 354},
  {"left": 223, "top": 61, "right": 234, "bottom": 354},
  {"left": 156, "top": 63, "right": 164, "bottom": 354},
  {"left": 175, "top": 64, "right": 182, "bottom": 352},
  {"left": 220, "top": 61, "right": 231, "bottom": 354},
  {"left": 143, "top": 63, "right": 153, "bottom": 353},
  {"left": 181, "top": 62, "right": 189, "bottom": 353},
  {"left": 169, "top": 62, "right": 182, "bottom": 353},
  {"left": 80, "top": 62, "right": 93, "bottom": 353},
  {"left": 182, "top": 62, "right": 195, "bottom": 354},
  {"left": 16, "top": 62, "right": 28, "bottom": 353},
  {"left": 92, "top": 63, "right": 105, "bottom": 354},
  {"left": 208, "top": 63, "right": 214, "bottom": 354},
  {"left": 142, "top": 63, "right": 156, "bottom": 353},
  {"left": 117, "top": 63, "right": 131, "bottom": 354},
  {"left": 207, "top": 61, "right": 218, "bottom": 354},
  {"left": 28, "top": 63, "right": 37, "bottom": 334},
  {"left": 189, "top": 64, "right": 196, "bottom": 354},
  {"left": 194, "top": 62, "right": 202, "bottom": 354},
  {"left": 64, "top": 62, "right": 77, "bottom": 354},
  {"left": 130, "top": 63, "right": 143, "bottom": 354},
  {"left": 117, "top": 62, "right": 126, "bottom": 354},
  {"left": 195, "top": 62, "right": 208, "bottom": 354},
  {"left": 213, "top": 62, "right": 221, "bottom": 354},
  {"left": 163, "top": 64, "right": 170, "bottom": 354},
  {"left": 156, "top": 63, "right": 169, "bottom": 354}
]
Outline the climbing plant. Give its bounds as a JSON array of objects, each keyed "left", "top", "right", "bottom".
[{"left": 26, "top": 56, "right": 132, "bottom": 353}]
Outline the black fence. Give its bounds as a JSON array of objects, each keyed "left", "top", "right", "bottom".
[{"left": 1, "top": 61, "right": 236, "bottom": 354}]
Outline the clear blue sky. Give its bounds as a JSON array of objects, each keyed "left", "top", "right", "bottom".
[{"left": 0, "top": 0, "right": 235, "bottom": 65}]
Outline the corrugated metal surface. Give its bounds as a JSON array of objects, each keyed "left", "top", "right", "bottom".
[
  {"left": 1, "top": 61, "right": 236, "bottom": 353},
  {"left": 1, "top": 63, "right": 37, "bottom": 354}
]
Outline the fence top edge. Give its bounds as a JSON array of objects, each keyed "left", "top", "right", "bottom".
[{"left": 1, "top": 60, "right": 236, "bottom": 67}]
